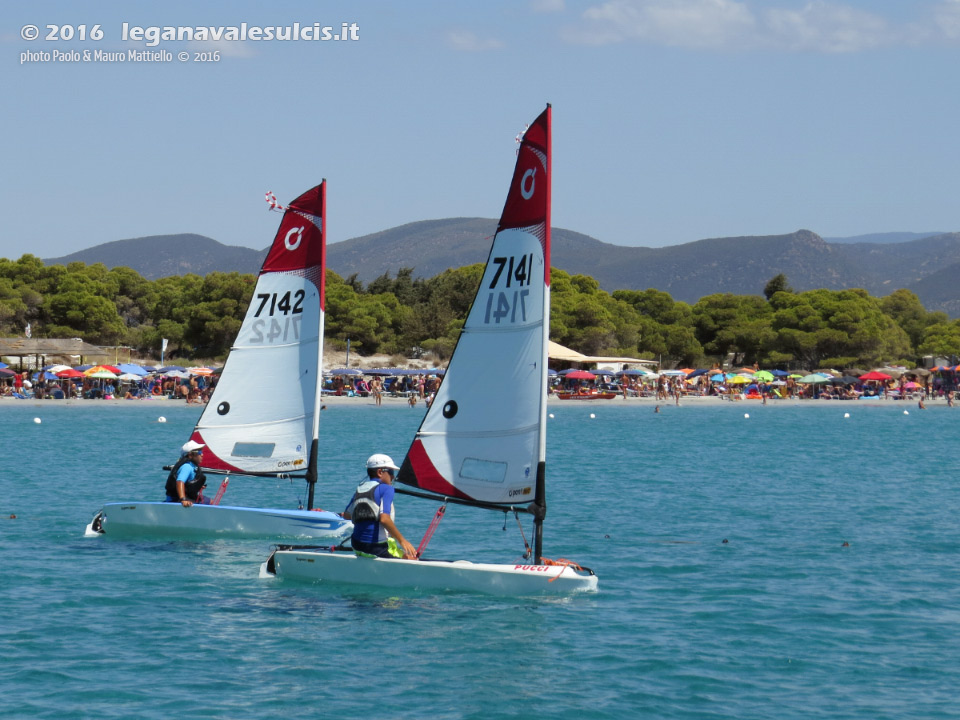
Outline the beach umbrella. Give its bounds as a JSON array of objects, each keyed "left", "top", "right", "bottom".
[
  {"left": 161, "top": 369, "right": 190, "bottom": 379},
  {"left": 87, "top": 369, "right": 119, "bottom": 379},
  {"left": 547, "top": 369, "right": 559, "bottom": 376},
  {"left": 710, "top": 373, "right": 725, "bottom": 382},
  {"left": 831, "top": 375, "right": 860, "bottom": 385},
  {"left": 188, "top": 367, "right": 214, "bottom": 376},
  {"left": 0, "top": 362, "right": 7, "bottom": 369},
  {"left": 56, "top": 368, "right": 84, "bottom": 378},
  {"left": 118, "top": 363, "right": 149, "bottom": 375},
  {"left": 622, "top": 368, "right": 650, "bottom": 376},
  {"left": 84, "top": 365, "right": 119, "bottom": 376},
  {"left": 158, "top": 365, "right": 187, "bottom": 373},
  {"left": 660, "top": 369, "right": 686, "bottom": 376},
  {"left": 329, "top": 368, "right": 361, "bottom": 376},
  {"left": 565, "top": 370, "right": 596, "bottom": 380},
  {"left": 363, "top": 368, "right": 396, "bottom": 376},
  {"left": 729, "top": 375, "right": 750, "bottom": 384},
  {"left": 686, "top": 369, "right": 708, "bottom": 378},
  {"left": 753, "top": 370, "right": 774, "bottom": 382},
  {"left": 877, "top": 367, "right": 904, "bottom": 379},
  {"left": 798, "top": 373, "right": 831, "bottom": 384},
  {"left": 43, "top": 364, "right": 72, "bottom": 373},
  {"left": 0, "top": 367, "right": 14, "bottom": 377},
  {"left": 118, "top": 373, "right": 143, "bottom": 382},
  {"left": 903, "top": 381, "right": 921, "bottom": 390},
  {"left": 859, "top": 371, "right": 892, "bottom": 381}
]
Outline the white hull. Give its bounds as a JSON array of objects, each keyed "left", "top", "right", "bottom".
[
  {"left": 86, "top": 502, "right": 352, "bottom": 540},
  {"left": 263, "top": 547, "right": 598, "bottom": 596}
]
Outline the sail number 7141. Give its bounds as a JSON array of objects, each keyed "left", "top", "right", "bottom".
[{"left": 483, "top": 255, "right": 535, "bottom": 325}]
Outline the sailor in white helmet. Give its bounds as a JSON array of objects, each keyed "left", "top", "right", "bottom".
[{"left": 340, "top": 453, "right": 418, "bottom": 559}]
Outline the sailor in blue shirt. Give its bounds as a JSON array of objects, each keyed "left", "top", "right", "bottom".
[
  {"left": 341, "top": 454, "right": 418, "bottom": 559},
  {"left": 164, "top": 440, "right": 209, "bottom": 507}
]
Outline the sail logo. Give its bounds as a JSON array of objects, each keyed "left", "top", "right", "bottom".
[
  {"left": 520, "top": 168, "right": 536, "bottom": 200},
  {"left": 284, "top": 226, "right": 304, "bottom": 251}
]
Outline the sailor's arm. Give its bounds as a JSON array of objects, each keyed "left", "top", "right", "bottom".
[{"left": 379, "top": 513, "right": 417, "bottom": 559}]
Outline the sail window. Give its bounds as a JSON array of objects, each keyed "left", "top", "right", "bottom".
[
  {"left": 459, "top": 457, "right": 507, "bottom": 484},
  {"left": 231, "top": 442, "right": 276, "bottom": 458}
]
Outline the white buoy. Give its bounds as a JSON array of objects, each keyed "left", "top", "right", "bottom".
[
  {"left": 844, "top": 413, "right": 850, "bottom": 418},
  {"left": 33, "top": 417, "right": 41, "bottom": 424},
  {"left": 589, "top": 413, "right": 596, "bottom": 419},
  {"left": 548, "top": 413, "right": 554, "bottom": 419},
  {"left": 744, "top": 413, "right": 750, "bottom": 419},
  {"left": 903, "top": 410, "right": 909, "bottom": 415},
  {"left": 158, "top": 416, "right": 167, "bottom": 423}
]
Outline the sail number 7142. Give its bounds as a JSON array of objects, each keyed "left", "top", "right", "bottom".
[
  {"left": 483, "top": 255, "right": 535, "bottom": 325},
  {"left": 249, "top": 290, "right": 305, "bottom": 344}
]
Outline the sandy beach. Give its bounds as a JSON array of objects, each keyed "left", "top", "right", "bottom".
[{"left": 2, "top": 393, "right": 946, "bottom": 409}]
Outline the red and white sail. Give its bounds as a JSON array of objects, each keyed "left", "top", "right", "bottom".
[
  {"left": 189, "top": 183, "right": 327, "bottom": 475},
  {"left": 398, "top": 107, "right": 551, "bottom": 504}
]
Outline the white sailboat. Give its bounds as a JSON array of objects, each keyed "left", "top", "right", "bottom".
[
  {"left": 263, "top": 107, "right": 598, "bottom": 594},
  {"left": 86, "top": 182, "right": 352, "bottom": 540}
]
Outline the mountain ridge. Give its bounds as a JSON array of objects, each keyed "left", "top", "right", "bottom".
[{"left": 40, "top": 221, "right": 960, "bottom": 316}]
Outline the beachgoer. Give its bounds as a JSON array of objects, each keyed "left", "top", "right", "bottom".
[
  {"left": 371, "top": 376, "right": 383, "bottom": 407},
  {"left": 164, "top": 440, "right": 209, "bottom": 506},
  {"left": 918, "top": 398, "right": 926, "bottom": 410},
  {"left": 340, "top": 454, "right": 418, "bottom": 559}
]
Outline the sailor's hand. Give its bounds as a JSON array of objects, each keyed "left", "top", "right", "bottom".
[
  {"left": 181, "top": 499, "right": 193, "bottom": 507},
  {"left": 401, "top": 540, "right": 418, "bottom": 560}
]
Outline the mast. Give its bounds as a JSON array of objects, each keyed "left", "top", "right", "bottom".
[
  {"left": 533, "top": 104, "right": 551, "bottom": 564},
  {"left": 306, "top": 179, "right": 327, "bottom": 510}
]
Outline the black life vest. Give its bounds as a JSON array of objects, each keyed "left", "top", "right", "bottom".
[
  {"left": 164, "top": 456, "right": 207, "bottom": 501},
  {"left": 349, "top": 480, "right": 382, "bottom": 522}
]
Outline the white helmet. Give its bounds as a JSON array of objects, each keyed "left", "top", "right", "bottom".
[{"left": 366, "top": 453, "right": 399, "bottom": 471}]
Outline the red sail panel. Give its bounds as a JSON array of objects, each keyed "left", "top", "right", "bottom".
[
  {"left": 497, "top": 106, "right": 551, "bottom": 286},
  {"left": 262, "top": 183, "right": 326, "bottom": 310}
]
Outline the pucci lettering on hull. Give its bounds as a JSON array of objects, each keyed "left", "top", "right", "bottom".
[{"left": 514, "top": 565, "right": 551, "bottom": 572}]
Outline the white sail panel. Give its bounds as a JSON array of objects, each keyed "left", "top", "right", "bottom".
[
  {"left": 194, "top": 271, "right": 322, "bottom": 474},
  {"left": 404, "top": 229, "right": 546, "bottom": 503},
  {"left": 188, "top": 182, "right": 327, "bottom": 476}
]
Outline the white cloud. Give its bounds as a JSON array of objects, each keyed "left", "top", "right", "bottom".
[
  {"left": 763, "top": 2, "right": 892, "bottom": 53},
  {"left": 445, "top": 30, "right": 505, "bottom": 52},
  {"left": 568, "top": 0, "right": 960, "bottom": 52},
  {"left": 576, "top": 0, "right": 756, "bottom": 49},
  {"left": 932, "top": 0, "right": 960, "bottom": 40}
]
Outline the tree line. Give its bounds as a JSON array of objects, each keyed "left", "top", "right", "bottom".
[{"left": 2, "top": 254, "right": 959, "bottom": 368}]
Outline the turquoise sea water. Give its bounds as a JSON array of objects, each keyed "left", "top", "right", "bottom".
[{"left": 2, "top": 400, "right": 959, "bottom": 719}]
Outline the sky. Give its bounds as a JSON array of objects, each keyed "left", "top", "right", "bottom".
[{"left": 3, "top": 0, "right": 960, "bottom": 260}]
